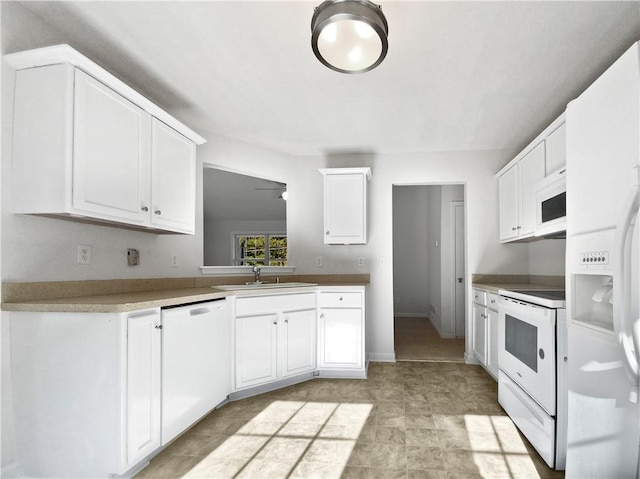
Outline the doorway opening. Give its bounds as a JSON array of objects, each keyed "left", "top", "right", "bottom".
[{"left": 392, "top": 184, "right": 466, "bottom": 361}]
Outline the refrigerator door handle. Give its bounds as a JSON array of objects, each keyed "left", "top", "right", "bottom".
[{"left": 613, "top": 183, "right": 640, "bottom": 387}]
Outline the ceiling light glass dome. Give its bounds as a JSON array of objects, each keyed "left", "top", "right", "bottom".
[{"left": 311, "top": 0, "right": 389, "bottom": 74}]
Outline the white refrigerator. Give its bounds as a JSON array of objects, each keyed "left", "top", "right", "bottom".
[{"left": 565, "top": 41, "right": 640, "bottom": 477}]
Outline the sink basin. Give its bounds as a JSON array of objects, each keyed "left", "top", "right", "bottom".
[{"left": 213, "top": 282, "right": 317, "bottom": 291}]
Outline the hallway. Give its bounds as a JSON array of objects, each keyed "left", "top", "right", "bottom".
[{"left": 395, "top": 317, "right": 465, "bottom": 362}]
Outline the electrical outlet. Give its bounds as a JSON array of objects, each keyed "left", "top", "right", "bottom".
[
  {"left": 127, "top": 248, "right": 140, "bottom": 266},
  {"left": 357, "top": 257, "right": 365, "bottom": 267},
  {"left": 171, "top": 253, "right": 178, "bottom": 267},
  {"left": 316, "top": 256, "right": 323, "bottom": 267},
  {"left": 77, "top": 245, "right": 91, "bottom": 265}
]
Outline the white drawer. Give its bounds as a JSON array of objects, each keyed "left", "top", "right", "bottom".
[
  {"left": 498, "top": 371, "right": 555, "bottom": 468},
  {"left": 235, "top": 293, "right": 316, "bottom": 316},
  {"left": 319, "top": 291, "right": 363, "bottom": 308},
  {"left": 472, "top": 288, "right": 487, "bottom": 306},
  {"left": 487, "top": 292, "right": 499, "bottom": 310}
]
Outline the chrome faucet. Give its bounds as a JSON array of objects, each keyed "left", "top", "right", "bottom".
[{"left": 252, "top": 265, "right": 261, "bottom": 283}]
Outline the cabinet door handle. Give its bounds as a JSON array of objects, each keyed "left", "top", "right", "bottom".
[
  {"left": 154, "top": 209, "right": 162, "bottom": 215},
  {"left": 155, "top": 324, "right": 163, "bottom": 330},
  {"left": 141, "top": 206, "right": 149, "bottom": 212},
  {"left": 517, "top": 226, "right": 521, "bottom": 230},
  {"left": 326, "top": 231, "right": 330, "bottom": 235},
  {"left": 512, "top": 227, "right": 517, "bottom": 231},
  {"left": 320, "top": 314, "right": 324, "bottom": 319},
  {"left": 339, "top": 297, "right": 343, "bottom": 301},
  {"left": 284, "top": 319, "right": 289, "bottom": 324},
  {"left": 273, "top": 321, "right": 277, "bottom": 325}
]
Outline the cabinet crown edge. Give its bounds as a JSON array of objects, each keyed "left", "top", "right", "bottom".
[
  {"left": 5, "top": 44, "right": 206, "bottom": 145},
  {"left": 319, "top": 167, "right": 372, "bottom": 180},
  {"left": 496, "top": 112, "right": 566, "bottom": 178}
]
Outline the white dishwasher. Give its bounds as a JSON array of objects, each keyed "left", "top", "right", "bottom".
[{"left": 161, "top": 299, "right": 230, "bottom": 445}]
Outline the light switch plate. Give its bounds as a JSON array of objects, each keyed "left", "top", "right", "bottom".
[{"left": 127, "top": 248, "right": 140, "bottom": 266}]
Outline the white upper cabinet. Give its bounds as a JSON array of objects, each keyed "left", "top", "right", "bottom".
[
  {"left": 498, "top": 164, "right": 520, "bottom": 242},
  {"left": 150, "top": 119, "right": 196, "bottom": 233},
  {"left": 497, "top": 113, "right": 564, "bottom": 243},
  {"left": 73, "top": 69, "right": 151, "bottom": 225},
  {"left": 7, "top": 45, "right": 204, "bottom": 234},
  {"left": 518, "top": 142, "right": 546, "bottom": 237},
  {"left": 544, "top": 121, "right": 566, "bottom": 174},
  {"left": 319, "top": 167, "right": 371, "bottom": 244},
  {"left": 498, "top": 143, "right": 545, "bottom": 242}
]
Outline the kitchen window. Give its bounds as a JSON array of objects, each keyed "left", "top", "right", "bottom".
[{"left": 234, "top": 234, "right": 287, "bottom": 266}]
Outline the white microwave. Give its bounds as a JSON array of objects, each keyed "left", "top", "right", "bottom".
[{"left": 535, "top": 167, "right": 566, "bottom": 238}]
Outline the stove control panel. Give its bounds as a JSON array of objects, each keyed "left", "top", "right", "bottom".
[{"left": 579, "top": 251, "right": 609, "bottom": 265}]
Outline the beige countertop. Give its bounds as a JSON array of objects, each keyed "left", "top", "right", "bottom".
[
  {"left": 471, "top": 274, "right": 565, "bottom": 294},
  {"left": 2, "top": 282, "right": 369, "bottom": 314}
]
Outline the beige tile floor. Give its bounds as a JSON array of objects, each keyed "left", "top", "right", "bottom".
[
  {"left": 395, "top": 317, "right": 465, "bottom": 362},
  {"left": 135, "top": 362, "right": 564, "bottom": 479}
]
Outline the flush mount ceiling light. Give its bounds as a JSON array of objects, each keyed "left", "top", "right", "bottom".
[{"left": 311, "top": 0, "right": 388, "bottom": 74}]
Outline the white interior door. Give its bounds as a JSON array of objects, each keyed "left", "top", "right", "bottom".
[{"left": 453, "top": 202, "right": 465, "bottom": 337}]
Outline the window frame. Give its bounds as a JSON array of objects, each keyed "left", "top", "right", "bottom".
[{"left": 232, "top": 232, "right": 288, "bottom": 266}]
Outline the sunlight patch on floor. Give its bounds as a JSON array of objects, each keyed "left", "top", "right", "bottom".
[
  {"left": 182, "top": 400, "right": 373, "bottom": 478},
  {"left": 465, "top": 414, "right": 543, "bottom": 479}
]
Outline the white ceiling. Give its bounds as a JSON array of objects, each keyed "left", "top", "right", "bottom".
[{"left": 9, "top": 1, "right": 640, "bottom": 159}]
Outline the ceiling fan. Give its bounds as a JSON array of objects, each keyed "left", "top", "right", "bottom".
[{"left": 254, "top": 182, "right": 288, "bottom": 200}]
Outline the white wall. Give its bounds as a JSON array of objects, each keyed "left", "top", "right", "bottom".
[
  {"left": 529, "top": 238, "right": 566, "bottom": 275},
  {"left": 427, "top": 186, "right": 442, "bottom": 328},
  {"left": 437, "top": 185, "right": 465, "bottom": 338},
  {"left": 392, "top": 186, "right": 429, "bottom": 316}
]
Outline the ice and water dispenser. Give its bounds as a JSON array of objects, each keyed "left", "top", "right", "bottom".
[{"left": 572, "top": 274, "right": 614, "bottom": 333}]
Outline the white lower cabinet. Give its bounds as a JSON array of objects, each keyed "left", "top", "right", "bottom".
[
  {"left": 317, "top": 288, "right": 366, "bottom": 377},
  {"left": 233, "top": 293, "right": 317, "bottom": 391},
  {"left": 127, "top": 310, "right": 162, "bottom": 466},
  {"left": 235, "top": 313, "right": 279, "bottom": 388},
  {"left": 161, "top": 300, "right": 230, "bottom": 446},
  {"left": 487, "top": 306, "right": 499, "bottom": 378},
  {"left": 472, "top": 302, "right": 487, "bottom": 364},
  {"left": 10, "top": 308, "right": 162, "bottom": 478},
  {"left": 281, "top": 308, "right": 318, "bottom": 378},
  {"left": 471, "top": 288, "right": 499, "bottom": 380}
]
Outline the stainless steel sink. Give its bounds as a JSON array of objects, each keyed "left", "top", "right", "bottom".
[{"left": 213, "top": 282, "right": 317, "bottom": 291}]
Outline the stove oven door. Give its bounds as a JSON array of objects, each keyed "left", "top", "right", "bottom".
[{"left": 498, "top": 296, "right": 557, "bottom": 415}]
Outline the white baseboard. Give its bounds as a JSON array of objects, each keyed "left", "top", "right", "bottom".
[
  {"left": 368, "top": 352, "right": 396, "bottom": 363},
  {"left": 317, "top": 369, "right": 367, "bottom": 379},
  {"left": 464, "top": 352, "right": 480, "bottom": 364}
]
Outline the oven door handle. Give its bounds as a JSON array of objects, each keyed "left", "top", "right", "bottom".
[
  {"left": 613, "top": 183, "right": 639, "bottom": 388},
  {"left": 499, "top": 299, "right": 556, "bottom": 326}
]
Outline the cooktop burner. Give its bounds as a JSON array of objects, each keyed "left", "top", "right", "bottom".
[
  {"left": 510, "top": 290, "right": 566, "bottom": 301},
  {"left": 498, "top": 288, "right": 566, "bottom": 308}
]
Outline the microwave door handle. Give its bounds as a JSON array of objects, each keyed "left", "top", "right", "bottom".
[{"left": 613, "top": 183, "right": 640, "bottom": 387}]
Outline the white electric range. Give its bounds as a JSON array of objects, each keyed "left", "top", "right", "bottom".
[{"left": 497, "top": 288, "right": 567, "bottom": 470}]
